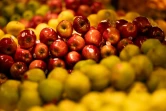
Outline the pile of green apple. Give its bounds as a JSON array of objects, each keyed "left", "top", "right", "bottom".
[{"left": 1, "top": 0, "right": 166, "bottom": 111}]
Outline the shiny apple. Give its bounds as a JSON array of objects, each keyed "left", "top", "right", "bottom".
[
  {"left": 29, "top": 60, "right": 47, "bottom": 72},
  {"left": 47, "top": 58, "right": 66, "bottom": 71}
]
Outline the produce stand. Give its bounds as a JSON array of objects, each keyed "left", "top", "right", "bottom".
[{"left": 0, "top": 0, "right": 166, "bottom": 111}]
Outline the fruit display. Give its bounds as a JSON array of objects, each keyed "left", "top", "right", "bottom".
[{"left": 0, "top": 0, "right": 166, "bottom": 111}]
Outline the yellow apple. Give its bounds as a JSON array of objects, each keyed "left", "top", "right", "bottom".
[
  {"left": 87, "top": 14, "right": 99, "bottom": 27},
  {"left": 48, "top": 18, "right": 59, "bottom": 30},
  {"left": 57, "top": 9, "right": 75, "bottom": 23},
  {"left": 35, "top": 23, "right": 49, "bottom": 40}
]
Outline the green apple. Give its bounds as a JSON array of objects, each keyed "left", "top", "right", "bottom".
[
  {"left": 119, "top": 44, "right": 140, "bottom": 61},
  {"left": 129, "top": 54, "right": 153, "bottom": 81},
  {"left": 27, "top": 0, "right": 40, "bottom": 12},
  {"left": 15, "top": 2, "right": 26, "bottom": 14},
  {"left": 80, "top": 91, "right": 102, "bottom": 111},
  {"left": 43, "top": 103, "right": 58, "bottom": 111},
  {"left": 38, "top": 79, "right": 64, "bottom": 103},
  {"left": 149, "top": 89, "right": 166, "bottom": 111},
  {"left": 0, "top": 80, "right": 21, "bottom": 111},
  {"left": 141, "top": 39, "right": 161, "bottom": 54},
  {"left": 23, "top": 68, "right": 46, "bottom": 83},
  {"left": 97, "top": 105, "right": 120, "bottom": 111},
  {"left": 27, "top": 106, "right": 44, "bottom": 111},
  {"left": 47, "top": 67, "right": 69, "bottom": 84},
  {"left": 100, "top": 55, "right": 121, "bottom": 70},
  {"left": 64, "top": 70, "right": 91, "bottom": 101},
  {"left": 80, "top": 64, "right": 111, "bottom": 91},
  {"left": 128, "top": 82, "right": 148, "bottom": 94},
  {"left": 73, "top": 59, "right": 96, "bottom": 70},
  {"left": 2, "top": 5, "right": 15, "bottom": 18},
  {"left": 35, "top": 4, "right": 49, "bottom": 16},
  {"left": 17, "top": 90, "right": 43, "bottom": 111},
  {"left": 72, "top": 104, "right": 88, "bottom": 111},
  {"left": 23, "top": 10, "right": 34, "bottom": 20},
  {"left": 0, "top": 16, "right": 7, "bottom": 28},
  {"left": 146, "top": 44, "right": 166, "bottom": 67},
  {"left": 147, "top": 67, "right": 166, "bottom": 92},
  {"left": 58, "top": 99, "right": 77, "bottom": 111},
  {"left": 110, "top": 61, "right": 135, "bottom": 90},
  {"left": 10, "top": 14, "right": 21, "bottom": 21},
  {"left": 19, "top": 80, "right": 39, "bottom": 92}
]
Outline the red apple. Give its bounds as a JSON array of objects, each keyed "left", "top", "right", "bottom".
[
  {"left": 49, "top": 39, "right": 68, "bottom": 58},
  {"left": 117, "top": 38, "right": 134, "bottom": 52},
  {"left": 148, "top": 26, "right": 165, "bottom": 42},
  {"left": 44, "top": 11, "right": 58, "bottom": 22},
  {"left": 65, "top": 0, "right": 81, "bottom": 10},
  {"left": 10, "top": 61, "right": 28, "bottom": 80},
  {"left": 14, "top": 48, "right": 33, "bottom": 64},
  {"left": 47, "top": 58, "right": 66, "bottom": 71},
  {"left": 76, "top": 5, "right": 91, "bottom": 17},
  {"left": 33, "top": 42, "right": 49, "bottom": 60},
  {"left": 102, "top": 27, "right": 121, "bottom": 45},
  {"left": 0, "top": 73, "right": 8, "bottom": 85},
  {"left": 133, "top": 35, "right": 148, "bottom": 48},
  {"left": 40, "top": 27, "right": 58, "bottom": 46},
  {"left": 82, "top": 45, "right": 101, "bottom": 62},
  {"left": 91, "top": 1, "right": 104, "bottom": 14},
  {"left": 132, "top": 16, "right": 152, "bottom": 35},
  {"left": 19, "top": 18, "right": 30, "bottom": 28},
  {"left": 73, "top": 16, "right": 90, "bottom": 35},
  {"left": 97, "top": 19, "right": 112, "bottom": 34},
  {"left": 100, "top": 44, "right": 117, "bottom": 58},
  {"left": 0, "top": 37, "right": 17, "bottom": 55},
  {"left": 18, "top": 29, "right": 36, "bottom": 49},
  {"left": 67, "top": 33, "right": 85, "bottom": 51},
  {"left": 56, "top": 20, "right": 73, "bottom": 39},
  {"left": 115, "top": 19, "right": 128, "bottom": 31},
  {"left": 119, "top": 22, "right": 138, "bottom": 40},
  {"left": 47, "top": 0, "right": 62, "bottom": 14},
  {"left": 65, "top": 51, "right": 82, "bottom": 68},
  {"left": 0, "top": 54, "right": 14, "bottom": 73},
  {"left": 84, "top": 28, "right": 102, "bottom": 47},
  {"left": 80, "top": 0, "right": 93, "bottom": 5},
  {"left": 29, "top": 15, "right": 45, "bottom": 28},
  {"left": 29, "top": 60, "right": 47, "bottom": 71}
]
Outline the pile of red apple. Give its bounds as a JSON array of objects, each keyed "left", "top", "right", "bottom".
[{"left": 0, "top": 14, "right": 166, "bottom": 81}]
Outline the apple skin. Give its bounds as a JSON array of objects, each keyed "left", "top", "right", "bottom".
[
  {"left": 28, "top": 15, "right": 45, "bottom": 28},
  {"left": 44, "top": 11, "right": 58, "bottom": 23},
  {"left": 0, "top": 54, "right": 14, "bottom": 74},
  {"left": 29, "top": 60, "right": 47, "bottom": 72},
  {"left": 65, "top": 0, "right": 81, "bottom": 10},
  {"left": 46, "top": 0, "right": 62, "bottom": 14},
  {"left": 65, "top": 51, "right": 82, "bottom": 69},
  {"left": 91, "top": 1, "right": 104, "bottom": 14},
  {"left": 40, "top": 27, "right": 58, "bottom": 46},
  {"left": 133, "top": 36, "right": 148, "bottom": 48},
  {"left": 56, "top": 20, "right": 73, "bottom": 39},
  {"left": 0, "top": 73, "right": 8, "bottom": 85},
  {"left": 0, "top": 37, "right": 17, "bottom": 55},
  {"left": 115, "top": 19, "right": 128, "bottom": 31},
  {"left": 76, "top": 5, "right": 91, "bottom": 17},
  {"left": 14, "top": 48, "right": 33, "bottom": 64},
  {"left": 119, "top": 22, "right": 138, "bottom": 40},
  {"left": 82, "top": 45, "right": 101, "bottom": 62},
  {"left": 47, "top": 58, "right": 66, "bottom": 72},
  {"left": 103, "top": 27, "right": 121, "bottom": 45},
  {"left": 49, "top": 39, "right": 68, "bottom": 58},
  {"left": 33, "top": 42, "right": 49, "bottom": 60},
  {"left": 18, "top": 29, "right": 36, "bottom": 49},
  {"left": 10, "top": 62, "right": 28, "bottom": 80},
  {"left": 117, "top": 38, "right": 134, "bottom": 53},
  {"left": 73, "top": 16, "right": 90, "bottom": 35},
  {"left": 67, "top": 33, "right": 85, "bottom": 51},
  {"left": 100, "top": 44, "right": 117, "bottom": 58},
  {"left": 97, "top": 19, "right": 112, "bottom": 34},
  {"left": 84, "top": 28, "right": 102, "bottom": 47}
]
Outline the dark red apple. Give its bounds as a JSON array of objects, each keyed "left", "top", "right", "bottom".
[
  {"left": 44, "top": 11, "right": 58, "bottom": 22},
  {"left": 91, "top": 1, "right": 104, "bottom": 14},
  {"left": 115, "top": 19, "right": 128, "bottom": 31},
  {"left": 133, "top": 35, "right": 148, "bottom": 48},
  {"left": 49, "top": 39, "right": 68, "bottom": 58},
  {"left": 56, "top": 20, "right": 73, "bottom": 39},
  {"left": 102, "top": 27, "right": 121, "bottom": 45},
  {"left": 65, "top": 51, "right": 82, "bottom": 68},
  {"left": 0, "top": 37, "right": 17, "bottom": 55},
  {"left": 0, "top": 54, "right": 14, "bottom": 73},
  {"left": 73, "top": 16, "right": 90, "bottom": 35},
  {"left": 47, "top": 0, "right": 62, "bottom": 14},
  {"left": 40, "top": 27, "right": 58, "bottom": 46},
  {"left": 97, "top": 19, "right": 112, "bottom": 34},
  {"left": 132, "top": 16, "right": 152, "bottom": 35},
  {"left": 65, "top": 0, "right": 81, "bottom": 10},
  {"left": 80, "top": 0, "right": 93, "bottom": 5},
  {"left": 18, "top": 29, "right": 36, "bottom": 49},
  {"left": 10, "top": 61, "right": 28, "bottom": 80},
  {"left": 148, "top": 26, "right": 165, "bottom": 42},
  {"left": 47, "top": 58, "right": 66, "bottom": 71},
  {"left": 76, "top": 5, "right": 91, "bottom": 17},
  {"left": 84, "top": 28, "right": 102, "bottom": 47},
  {"left": 29, "top": 15, "right": 45, "bottom": 28},
  {"left": 82, "top": 45, "right": 101, "bottom": 62},
  {"left": 119, "top": 22, "right": 138, "bottom": 40},
  {"left": 14, "top": 48, "right": 33, "bottom": 64},
  {"left": 67, "top": 33, "right": 85, "bottom": 51},
  {"left": 100, "top": 44, "right": 117, "bottom": 58},
  {"left": 33, "top": 42, "right": 49, "bottom": 60},
  {"left": 117, "top": 38, "right": 134, "bottom": 52},
  {"left": 0, "top": 73, "right": 8, "bottom": 85},
  {"left": 29, "top": 60, "right": 47, "bottom": 71}
]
